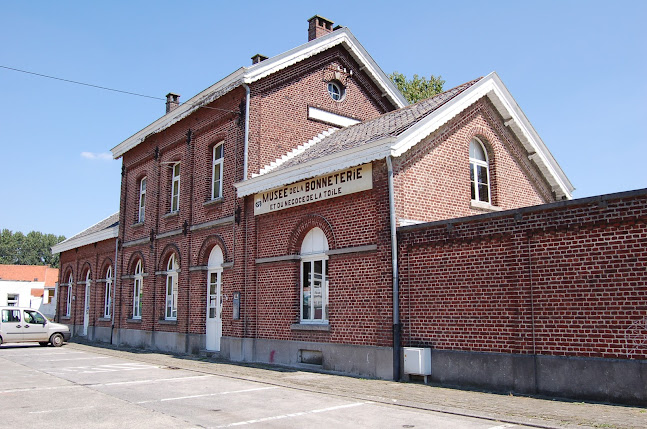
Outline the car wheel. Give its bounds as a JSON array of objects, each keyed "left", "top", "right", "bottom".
[
  {"left": 39, "top": 342, "right": 49, "bottom": 347},
  {"left": 0, "top": 336, "right": 3, "bottom": 346},
  {"left": 50, "top": 333, "right": 64, "bottom": 347}
]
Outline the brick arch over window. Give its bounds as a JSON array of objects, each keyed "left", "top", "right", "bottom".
[
  {"left": 100, "top": 258, "right": 114, "bottom": 277},
  {"left": 197, "top": 235, "right": 229, "bottom": 266},
  {"left": 62, "top": 266, "right": 74, "bottom": 283},
  {"left": 465, "top": 127, "right": 498, "bottom": 206},
  {"left": 159, "top": 244, "right": 181, "bottom": 270},
  {"left": 127, "top": 252, "right": 146, "bottom": 274},
  {"left": 287, "top": 214, "right": 336, "bottom": 255},
  {"left": 80, "top": 262, "right": 92, "bottom": 280}
]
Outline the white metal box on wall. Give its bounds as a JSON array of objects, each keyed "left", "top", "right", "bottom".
[{"left": 403, "top": 347, "right": 431, "bottom": 381}]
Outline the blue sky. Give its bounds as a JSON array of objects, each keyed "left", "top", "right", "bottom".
[{"left": 1, "top": 1, "right": 645, "bottom": 238}]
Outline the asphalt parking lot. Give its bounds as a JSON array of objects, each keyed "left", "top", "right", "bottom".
[{"left": 0, "top": 343, "right": 536, "bottom": 428}]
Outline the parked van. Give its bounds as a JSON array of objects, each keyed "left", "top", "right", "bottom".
[{"left": 0, "top": 307, "right": 71, "bottom": 347}]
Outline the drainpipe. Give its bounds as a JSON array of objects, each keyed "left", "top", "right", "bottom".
[
  {"left": 110, "top": 237, "right": 118, "bottom": 344},
  {"left": 242, "top": 83, "right": 251, "bottom": 180},
  {"left": 386, "top": 156, "right": 401, "bottom": 381}
]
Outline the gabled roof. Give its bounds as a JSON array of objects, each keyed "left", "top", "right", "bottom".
[
  {"left": 0, "top": 265, "right": 59, "bottom": 287},
  {"left": 235, "top": 72, "right": 574, "bottom": 200},
  {"left": 51, "top": 212, "right": 119, "bottom": 254},
  {"left": 111, "top": 27, "right": 407, "bottom": 159}
]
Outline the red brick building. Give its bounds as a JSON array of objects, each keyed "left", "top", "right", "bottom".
[{"left": 52, "top": 16, "right": 645, "bottom": 404}]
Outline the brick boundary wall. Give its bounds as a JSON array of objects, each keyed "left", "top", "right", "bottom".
[{"left": 397, "top": 188, "right": 647, "bottom": 404}]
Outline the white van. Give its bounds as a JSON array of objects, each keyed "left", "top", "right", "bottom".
[{"left": 0, "top": 307, "right": 71, "bottom": 347}]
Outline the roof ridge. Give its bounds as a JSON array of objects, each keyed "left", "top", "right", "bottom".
[{"left": 254, "top": 128, "right": 338, "bottom": 177}]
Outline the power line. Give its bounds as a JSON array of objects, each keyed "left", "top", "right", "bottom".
[{"left": 0, "top": 65, "right": 239, "bottom": 114}]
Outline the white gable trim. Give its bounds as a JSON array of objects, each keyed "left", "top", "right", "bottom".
[
  {"left": 51, "top": 225, "right": 118, "bottom": 254},
  {"left": 111, "top": 28, "right": 406, "bottom": 160},
  {"left": 235, "top": 72, "right": 573, "bottom": 200},
  {"left": 308, "top": 107, "right": 360, "bottom": 127}
]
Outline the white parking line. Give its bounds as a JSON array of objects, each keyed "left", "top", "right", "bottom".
[
  {"left": 0, "top": 351, "right": 87, "bottom": 357},
  {"left": 488, "top": 425, "right": 516, "bottom": 429},
  {"left": 136, "top": 386, "right": 279, "bottom": 404},
  {"left": 0, "top": 385, "right": 80, "bottom": 394},
  {"left": 212, "top": 402, "right": 371, "bottom": 428},
  {"left": 29, "top": 405, "right": 96, "bottom": 414},
  {"left": 97, "top": 374, "right": 213, "bottom": 386},
  {"left": 37, "top": 356, "right": 111, "bottom": 362}
]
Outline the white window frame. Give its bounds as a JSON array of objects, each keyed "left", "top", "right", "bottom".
[
  {"left": 165, "top": 254, "right": 179, "bottom": 320},
  {"left": 300, "top": 228, "right": 329, "bottom": 324},
  {"left": 138, "top": 177, "right": 147, "bottom": 223},
  {"left": 7, "top": 294, "right": 19, "bottom": 307},
  {"left": 212, "top": 142, "right": 224, "bottom": 200},
  {"left": 327, "top": 81, "right": 345, "bottom": 102},
  {"left": 104, "top": 266, "right": 112, "bottom": 318},
  {"left": 66, "top": 273, "right": 73, "bottom": 317},
  {"left": 469, "top": 138, "right": 491, "bottom": 204},
  {"left": 170, "top": 163, "right": 180, "bottom": 213},
  {"left": 133, "top": 261, "right": 143, "bottom": 319}
]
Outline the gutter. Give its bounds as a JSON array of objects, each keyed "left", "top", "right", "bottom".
[
  {"left": 242, "top": 83, "right": 251, "bottom": 180},
  {"left": 386, "top": 155, "right": 401, "bottom": 381}
]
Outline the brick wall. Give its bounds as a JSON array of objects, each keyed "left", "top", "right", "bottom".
[
  {"left": 394, "top": 98, "right": 553, "bottom": 225},
  {"left": 398, "top": 189, "right": 647, "bottom": 360},
  {"left": 58, "top": 238, "right": 116, "bottom": 330}
]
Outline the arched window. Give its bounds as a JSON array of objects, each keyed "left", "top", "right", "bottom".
[
  {"left": 104, "top": 266, "right": 113, "bottom": 318},
  {"left": 300, "top": 228, "right": 329, "bottom": 323},
  {"left": 165, "top": 254, "right": 179, "bottom": 320},
  {"left": 469, "top": 138, "right": 491, "bottom": 203},
  {"left": 212, "top": 142, "right": 224, "bottom": 200},
  {"left": 170, "top": 163, "right": 181, "bottom": 212},
  {"left": 66, "top": 273, "right": 73, "bottom": 317},
  {"left": 133, "top": 260, "right": 143, "bottom": 319},
  {"left": 138, "top": 177, "right": 147, "bottom": 223}
]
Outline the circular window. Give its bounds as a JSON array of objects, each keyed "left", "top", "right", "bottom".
[{"left": 327, "top": 81, "right": 345, "bottom": 101}]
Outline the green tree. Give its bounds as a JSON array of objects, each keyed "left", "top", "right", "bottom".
[
  {"left": 389, "top": 71, "right": 445, "bottom": 104},
  {"left": 0, "top": 229, "right": 65, "bottom": 267}
]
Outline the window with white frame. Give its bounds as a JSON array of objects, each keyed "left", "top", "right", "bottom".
[
  {"left": 165, "top": 254, "right": 179, "bottom": 320},
  {"left": 170, "top": 163, "right": 180, "bottom": 212},
  {"left": 138, "top": 177, "right": 147, "bottom": 223},
  {"left": 104, "top": 266, "right": 112, "bottom": 318},
  {"left": 300, "top": 228, "right": 329, "bottom": 323},
  {"left": 7, "top": 294, "right": 18, "bottom": 306},
  {"left": 212, "top": 142, "right": 224, "bottom": 200},
  {"left": 133, "top": 261, "right": 143, "bottom": 319},
  {"left": 469, "top": 138, "right": 491, "bottom": 204},
  {"left": 66, "top": 273, "right": 73, "bottom": 317}
]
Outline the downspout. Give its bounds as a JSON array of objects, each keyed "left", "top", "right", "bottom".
[
  {"left": 110, "top": 237, "right": 118, "bottom": 344},
  {"left": 242, "top": 83, "right": 251, "bottom": 181},
  {"left": 386, "top": 156, "right": 401, "bottom": 381}
]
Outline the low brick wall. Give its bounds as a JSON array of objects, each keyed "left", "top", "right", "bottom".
[{"left": 398, "top": 189, "right": 647, "bottom": 404}]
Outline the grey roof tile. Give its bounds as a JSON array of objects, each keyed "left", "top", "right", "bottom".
[{"left": 275, "top": 78, "right": 482, "bottom": 171}]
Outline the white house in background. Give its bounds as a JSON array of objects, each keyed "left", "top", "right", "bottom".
[{"left": 0, "top": 265, "right": 59, "bottom": 318}]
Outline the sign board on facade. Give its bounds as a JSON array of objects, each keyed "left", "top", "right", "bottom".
[{"left": 254, "top": 163, "right": 373, "bottom": 215}]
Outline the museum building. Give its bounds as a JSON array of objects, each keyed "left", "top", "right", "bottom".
[{"left": 51, "top": 16, "right": 647, "bottom": 404}]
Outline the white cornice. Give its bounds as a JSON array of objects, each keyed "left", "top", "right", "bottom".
[
  {"left": 51, "top": 225, "right": 118, "bottom": 254},
  {"left": 111, "top": 28, "right": 406, "bottom": 160},
  {"left": 235, "top": 136, "right": 395, "bottom": 197}
]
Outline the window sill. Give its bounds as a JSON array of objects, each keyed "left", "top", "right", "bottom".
[
  {"left": 61, "top": 316, "right": 71, "bottom": 321},
  {"left": 159, "top": 319, "right": 177, "bottom": 325},
  {"left": 203, "top": 198, "right": 224, "bottom": 208},
  {"left": 126, "top": 318, "right": 142, "bottom": 323},
  {"left": 290, "top": 323, "right": 330, "bottom": 332},
  {"left": 98, "top": 317, "right": 111, "bottom": 322},
  {"left": 132, "top": 221, "right": 144, "bottom": 228},
  {"left": 470, "top": 200, "right": 502, "bottom": 212},
  {"left": 163, "top": 211, "right": 179, "bottom": 219}
]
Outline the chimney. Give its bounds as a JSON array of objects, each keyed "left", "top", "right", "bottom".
[
  {"left": 308, "top": 15, "right": 334, "bottom": 41},
  {"left": 166, "top": 93, "right": 180, "bottom": 114},
  {"left": 251, "top": 54, "right": 268, "bottom": 65}
]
